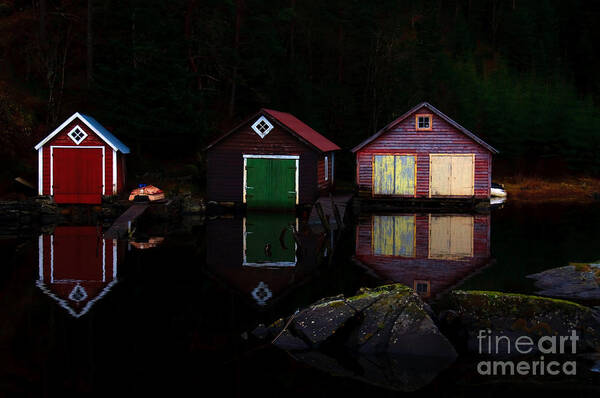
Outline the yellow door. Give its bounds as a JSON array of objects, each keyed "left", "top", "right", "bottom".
[
  {"left": 373, "top": 155, "right": 415, "bottom": 196},
  {"left": 429, "top": 215, "right": 474, "bottom": 259},
  {"left": 373, "top": 155, "right": 395, "bottom": 195},
  {"left": 430, "top": 155, "right": 473, "bottom": 196}
]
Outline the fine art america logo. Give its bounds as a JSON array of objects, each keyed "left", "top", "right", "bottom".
[{"left": 476, "top": 329, "right": 578, "bottom": 376}]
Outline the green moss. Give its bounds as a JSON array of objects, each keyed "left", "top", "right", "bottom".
[
  {"left": 572, "top": 262, "right": 592, "bottom": 272},
  {"left": 312, "top": 299, "right": 347, "bottom": 309},
  {"left": 455, "top": 290, "right": 588, "bottom": 310}
]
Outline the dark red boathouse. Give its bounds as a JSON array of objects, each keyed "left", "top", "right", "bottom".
[
  {"left": 352, "top": 103, "right": 498, "bottom": 199},
  {"left": 205, "top": 109, "right": 340, "bottom": 209},
  {"left": 35, "top": 112, "right": 130, "bottom": 204}
]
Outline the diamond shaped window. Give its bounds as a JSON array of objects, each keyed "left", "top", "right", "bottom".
[
  {"left": 67, "top": 126, "right": 88, "bottom": 145},
  {"left": 251, "top": 116, "right": 274, "bottom": 138}
]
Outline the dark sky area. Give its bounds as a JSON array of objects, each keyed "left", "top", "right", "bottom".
[{"left": 1, "top": 0, "right": 600, "bottom": 187}]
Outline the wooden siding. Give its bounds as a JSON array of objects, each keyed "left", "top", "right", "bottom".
[
  {"left": 355, "top": 106, "right": 491, "bottom": 198},
  {"left": 316, "top": 152, "right": 334, "bottom": 192},
  {"left": 40, "top": 118, "right": 124, "bottom": 197},
  {"left": 355, "top": 213, "right": 490, "bottom": 298},
  {"left": 207, "top": 117, "right": 323, "bottom": 204}
]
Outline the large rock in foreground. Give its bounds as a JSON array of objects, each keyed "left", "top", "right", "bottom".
[
  {"left": 262, "top": 284, "right": 457, "bottom": 358},
  {"left": 440, "top": 290, "right": 600, "bottom": 355},
  {"left": 528, "top": 263, "right": 600, "bottom": 301},
  {"left": 256, "top": 284, "right": 457, "bottom": 391}
]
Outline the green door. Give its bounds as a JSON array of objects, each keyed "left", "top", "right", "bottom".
[
  {"left": 245, "top": 158, "right": 296, "bottom": 210},
  {"left": 244, "top": 212, "right": 296, "bottom": 266}
]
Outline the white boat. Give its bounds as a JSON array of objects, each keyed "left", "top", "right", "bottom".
[
  {"left": 491, "top": 187, "right": 507, "bottom": 197},
  {"left": 491, "top": 183, "right": 507, "bottom": 198}
]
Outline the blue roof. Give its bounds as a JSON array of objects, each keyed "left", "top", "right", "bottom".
[{"left": 80, "top": 114, "right": 130, "bottom": 154}]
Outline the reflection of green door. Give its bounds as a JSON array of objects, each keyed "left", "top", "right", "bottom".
[
  {"left": 245, "top": 158, "right": 296, "bottom": 209},
  {"left": 373, "top": 155, "right": 415, "bottom": 196},
  {"left": 244, "top": 212, "right": 296, "bottom": 266}
]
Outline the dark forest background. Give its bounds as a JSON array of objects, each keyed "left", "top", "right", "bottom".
[{"left": 1, "top": 0, "right": 600, "bottom": 190}]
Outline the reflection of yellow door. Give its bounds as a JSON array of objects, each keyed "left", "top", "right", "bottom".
[
  {"left": 430, "top": 155, "right": 473, "bottom": 196},
  {"left": 429, "top": 215, "right": 473, "bottom": 258},
  {"left": 372, "top": 215, "right": 415, "bottom": 257}
]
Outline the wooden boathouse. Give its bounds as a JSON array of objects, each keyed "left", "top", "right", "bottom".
[
  {"left": 35, "top": 112, "right": 130, "bottom": 204},
  {"left": 354, "top": 213, "right": 491, "bottom": 299},
  {"left": 205, "top": 109, "right": 340, "bottom": 210},
  {"left": 351, "top": 103, "right": 498, "bottom": 201}
]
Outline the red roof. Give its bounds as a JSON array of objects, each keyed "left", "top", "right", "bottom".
[
  {"left": 205, "top": 109, "right": 340, "bottom": 153},
  {"left": 262, "top": 109, "right": 340, "bottom": 152}
]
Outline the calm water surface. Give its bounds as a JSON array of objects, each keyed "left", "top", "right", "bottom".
[{"left": 1, "top": 201, "right": 600, "bottom": 396}]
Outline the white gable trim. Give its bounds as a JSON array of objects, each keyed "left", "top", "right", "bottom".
[
  {"left": 37, "top": 234, "right": 119, "bottom": 318},
  {"left": 34, "top": 112, "right": 119, "bottom": 152}
]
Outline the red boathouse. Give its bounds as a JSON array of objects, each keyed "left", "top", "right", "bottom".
[
  {"left": 35, "top": 112, "right": 130, "bottom": 204},
  {"left": 351, "top": 103, "right": 498, "bottom": 200},
  {"left": 205, "top": 109, "right": 340, "bottom": 209}
]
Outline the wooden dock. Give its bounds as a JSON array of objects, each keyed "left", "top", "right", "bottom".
[
  {"left": 104, "top": 203, "right": 149, "bottom": 239},
  {"left": 308, "top": 194, "right": 353, "bottom": 231}
]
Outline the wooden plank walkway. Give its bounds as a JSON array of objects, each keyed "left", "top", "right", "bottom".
[
  {"left": 308, "top": 194, "right": 353, "bottom": 229},
  {"left": 104, "top": 203, "right": 149, "bottom": 239}
]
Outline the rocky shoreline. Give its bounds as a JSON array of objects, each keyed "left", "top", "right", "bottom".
[
  {"left": 0, "top": 194, "right": 205, "bottom": 236},
  {"left": 528, "top": 262, "right": 600, "bottom": 301},
  {"left": 253, "top": 284, "right": 600, "bottom": 391}
]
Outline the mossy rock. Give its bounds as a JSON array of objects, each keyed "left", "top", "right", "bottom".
[
  {"left": 265, "top": 284, "right": 456, "bottom": 360},
  {"left": 441, "top": 290, "right": 600, "bottom": 354}
]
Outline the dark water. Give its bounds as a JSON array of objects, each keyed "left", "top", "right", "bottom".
[{"left": 1, "top": 201, "right": 600, "bottom": 396}]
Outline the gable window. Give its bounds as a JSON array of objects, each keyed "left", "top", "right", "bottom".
[
  {"left": 324, "top": 156, "right": 328, "bottom": 181},
  {"left": 67, "top": 126, "right": 88, "bottom": 145},
  {"left": 251, "top": 116, "right": 274, "bottom": 138},
  {"left": 415, "top": 114, "right": 433, "bottom": 131}
]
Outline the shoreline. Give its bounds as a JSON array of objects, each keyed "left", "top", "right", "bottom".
[{"left": 501, "top": 176, "right": 600, "bottom": 203}]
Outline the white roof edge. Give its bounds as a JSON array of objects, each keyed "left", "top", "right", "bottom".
[{"left": 34, "top": 112, "right": 119, "bottom": 152}]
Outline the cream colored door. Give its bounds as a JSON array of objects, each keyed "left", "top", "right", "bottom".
[
  {"left": 430, "top": 156, "right": 452, "bottom": 196},
  {"left": 430, "top": 155, "right": 473, "bottom": 196},
  {"left": 450, "top": 156, "right": 474, "bottom": 195},
  {"left": 429, "top": 215, "right": 474, "bottom": 259}
]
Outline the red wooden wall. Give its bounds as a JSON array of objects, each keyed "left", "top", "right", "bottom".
[
  {"left": 207, "top": 115, "right": 333, "bottom": 204},
  {"left": 355, "top": 106, "right": 492, "bottom": 198}
]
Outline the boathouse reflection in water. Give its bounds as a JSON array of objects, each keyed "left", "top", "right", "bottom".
[
  {"left": 354, "top": 213, "right": 491, "bottom": 298},
  {"left": 37, "top": 226, "right": 125, "bottom": 318},
  {"left": 205, "top": 212, "right": 323, "bottom": 308}
]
